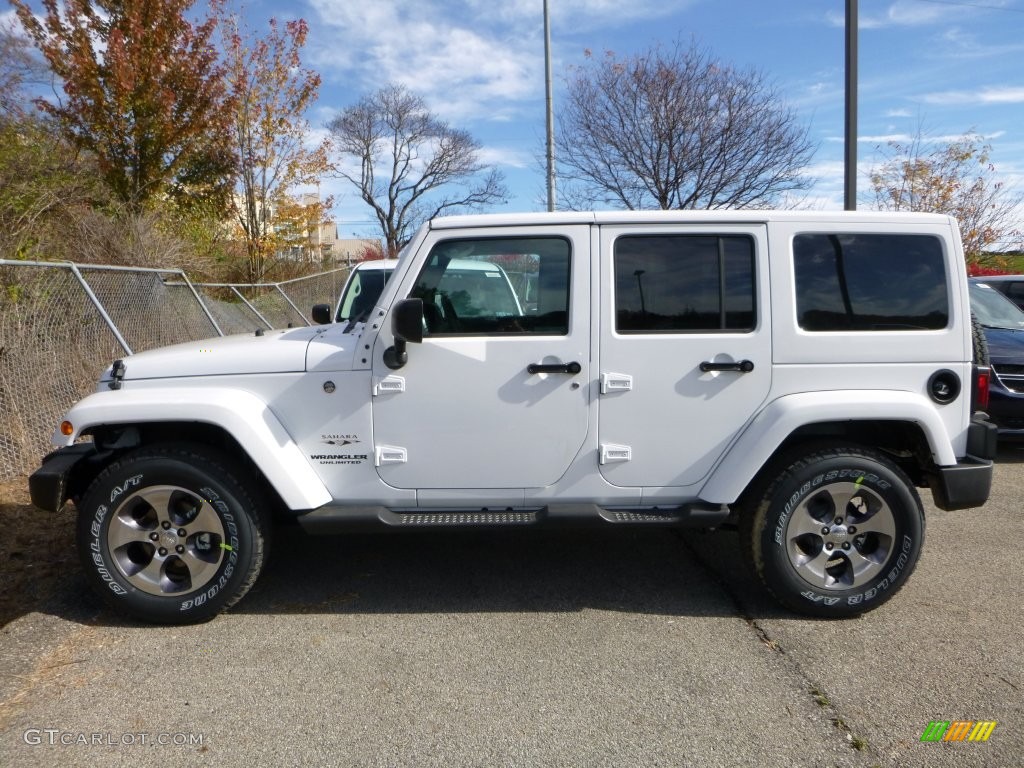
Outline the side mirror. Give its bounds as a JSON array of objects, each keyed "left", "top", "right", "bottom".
[
  {"left": 383, "top": 298, "right": 423, "bottom": 369},
  {"left": 312, "top": 304, "right": 333, "bottom": 325},
  {"left": 392, "top": 298, "right": 424, "bottom": 344}
]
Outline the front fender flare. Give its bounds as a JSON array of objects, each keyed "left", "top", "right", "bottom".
[
  {"left": 54, "top": 387, "right": 332, "bottom": 511},
  {"left": 700, "top": 390, "right": 956, "bottom": 505}
]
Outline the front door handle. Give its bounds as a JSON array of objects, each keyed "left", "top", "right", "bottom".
[
  {"left": 527, "top": 361, "right": 582, "bottom": 375},
  {"left": 699, "top": 359, "right": 755, "bottom": 373}
]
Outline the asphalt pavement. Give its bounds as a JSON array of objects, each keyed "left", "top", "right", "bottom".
[{"left": 2, "top": 448, "right": 1022, "bottom": 767}]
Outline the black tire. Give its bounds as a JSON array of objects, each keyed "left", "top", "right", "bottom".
[
  {"left": 972, "top": 313, "right": 990, "bottom": 365},
  {"left": 741, "top": 444, "right": 924, "bottom": 618},
  {"left": 76, "top": 444, "right": 269, "bottom": 624}
]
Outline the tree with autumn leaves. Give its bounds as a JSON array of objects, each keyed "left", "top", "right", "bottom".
[
  {"left": 222, "top": 15, "right": 331, "bottom": 282},
  {"left": 12, "top": 0, "right": 234, "bottom": 214},
  {"left": 869, "top": 130, "right": 1022, "bottom": 264},
  {"left": 9, "top": 0, "right": 331, "bottom": 281}
]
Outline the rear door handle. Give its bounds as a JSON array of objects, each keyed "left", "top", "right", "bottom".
[
  {"left": 528, "top": 361, "right": 582, "bottom": 375},
  {"left": 699, "top": 360, "right": 755, "bottom": 373}
]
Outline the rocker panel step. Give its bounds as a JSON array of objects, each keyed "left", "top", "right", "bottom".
[{"left": 297, "top": 502, "right": 729, "bottom": 534}]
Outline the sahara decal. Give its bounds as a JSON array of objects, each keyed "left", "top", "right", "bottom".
[{"left": 321, "top": 433, "right": 361, "bottom": 447}]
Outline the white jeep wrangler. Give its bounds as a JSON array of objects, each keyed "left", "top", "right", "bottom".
[{"left": 31, "top": 211, "right": 996, "bottom": 623}]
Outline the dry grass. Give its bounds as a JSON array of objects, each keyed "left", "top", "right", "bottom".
[{"left": 0, "top": 478, "right": 77, "bottom": 627}]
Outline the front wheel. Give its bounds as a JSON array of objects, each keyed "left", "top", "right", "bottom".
[
  {"left": 76, "top": 444, "right": 269, "bottom": 624},
  {"left": 742, "top": 445, "right": 924, "bottom": 617}
]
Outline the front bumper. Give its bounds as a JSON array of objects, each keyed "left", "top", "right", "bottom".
[
  {"left": 28, "top": 444, "right": 102, "bottom": 512},
  {"left": 987, "top": 383, "right": 1024, "bottom": 439}
]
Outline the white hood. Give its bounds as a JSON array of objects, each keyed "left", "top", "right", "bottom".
[{"left": 102, "top": 327, "right": 323, "bottom": 382}]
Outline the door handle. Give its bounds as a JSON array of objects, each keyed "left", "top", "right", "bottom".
[
  {"left": 699, "top": 359, "right": 755, "bottom": 373},
  {"left": 527, "top": 361, "right": 582, "bottom": 375}
]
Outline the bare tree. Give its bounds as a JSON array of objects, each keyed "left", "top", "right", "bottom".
[
  {"left": 556, "top": 42, "right": 815, "bottom": 211},
  {"left": 868, "top": 129, "right": 1022, "bottom": 262},
  {"left": 327, "top": 84, "right": 507, "bottom": 254}
]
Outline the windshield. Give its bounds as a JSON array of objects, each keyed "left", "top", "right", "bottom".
[
  {"left": 970, "top": 283, "right": 1024, "bottom": 330},
  {"left": 336, "top": 268, "right": 395, "bottom": 322}
]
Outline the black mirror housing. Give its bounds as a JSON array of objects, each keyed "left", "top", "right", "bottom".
[
  {"left": 392, "top": 298, "right": 423, "bottom": 344},
  {"left": 311, "top": 304, "right": 333, "bottom": 325}
]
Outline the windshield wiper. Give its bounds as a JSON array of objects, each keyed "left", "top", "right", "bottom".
[{"left": 342, "top": 308, "right": 373, "bottom": 334}]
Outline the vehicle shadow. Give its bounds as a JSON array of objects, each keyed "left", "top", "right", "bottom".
[
  {"left": 34, "top": 525, "right": 798, "bottom": 628},
  {"left": 996, "top": 443, "right": 1024, "bottom": 463},
  {"left": 240, "top": 526, "right": 772, "bottom": 620}
]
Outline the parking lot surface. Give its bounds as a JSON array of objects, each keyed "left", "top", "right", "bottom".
[{"left": 2, "top": 449, "right": 1022, "bottom": 767}]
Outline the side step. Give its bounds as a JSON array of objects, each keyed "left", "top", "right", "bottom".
[{"left": 297, "top": 502, "right": 729, "bottom": 534}]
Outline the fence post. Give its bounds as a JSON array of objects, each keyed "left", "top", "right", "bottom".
[
  {"left": 274, "top": 284, "right": 309, "bottom": 326},
  {"left": 67, "top": 263, "right": 134, "bottom": 355},
  {"left": 179, "top": 271, "right": 224, "bottom": 337},
  {"left": 230, "top": 287, "right": 273, "bottom": 329}
]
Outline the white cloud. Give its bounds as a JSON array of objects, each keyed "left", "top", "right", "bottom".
[
  {"left": 305, "top": 0, "right": 702, "bottom": 123},
  {"left": 921, "top": 86, "right": 1024, "bottom": 106},
  {"left": 857, "top": 133, "right": 913, "bottom": 144},
  {"left": 882, "top": 1, "right": 950, "bottom": 26},
  {"left": 307, "top": 1, "right": 543, "bottom": 123},
  {"left": 826, "top": 0, "right": 959, "bottom": 28},
  {"left": 885, "top": 108, "right": 914, "bottom": 118},
  {"left": 476, "top": 145, "right": 531, "bottom": 170}
]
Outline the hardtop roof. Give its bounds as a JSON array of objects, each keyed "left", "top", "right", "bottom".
[{"left": 428, "top": 209, "right": 956, "bottom": 230}]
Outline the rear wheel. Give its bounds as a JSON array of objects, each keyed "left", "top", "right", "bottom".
[
  {"left": 76, "top": 444, "right": 269, "bottom": 624},
  {"left": 742, "top": 444, "right": 924, "bottom": 617}
]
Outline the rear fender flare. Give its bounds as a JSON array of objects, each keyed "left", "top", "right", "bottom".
[{"left": 700, "top": 390, "right": 955, "bottom": 505}]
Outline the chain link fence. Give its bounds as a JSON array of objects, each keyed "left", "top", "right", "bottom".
[{"left": 0, "top": 261, "right": 349, "bottom": 480}]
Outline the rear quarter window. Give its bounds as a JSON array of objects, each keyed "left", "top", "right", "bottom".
[{"left": 794, "top": 233, "right": 948, "bottom": 331}]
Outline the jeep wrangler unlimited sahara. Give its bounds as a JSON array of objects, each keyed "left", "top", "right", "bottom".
[{"left": 30, "top": 211, "right": 996, "bottom": 623}]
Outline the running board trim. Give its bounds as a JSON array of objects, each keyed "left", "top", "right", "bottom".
[{"left": 296, "top": 502, "right": 729, "bottom": 534}]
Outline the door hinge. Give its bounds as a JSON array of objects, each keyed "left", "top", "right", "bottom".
[
  {"left": 375, "top": 446, "right": 408, "bottom": 466},
  {"left": 600, "top": 443, "right": 632, "bottom": 464},
  {"left": 601, "top": 372, "right": 633, "bottom": 394},
  {"left": 374, "top": 375, "right": 406, "bottom": 396}
]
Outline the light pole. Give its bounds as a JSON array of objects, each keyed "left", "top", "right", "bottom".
[
  {"left": 844, "top": 0, "right": 858, "bottom": 210},
  {"left": 544, "top": 0, "right": 556, "bottom": 212}
]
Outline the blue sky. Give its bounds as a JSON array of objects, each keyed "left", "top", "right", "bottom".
[
  {"left": 10, "top": 0, "right": 1024, "bottom": 237},
  {"left": 262, "top": 0, "right": 1023, "bottom": 237}
]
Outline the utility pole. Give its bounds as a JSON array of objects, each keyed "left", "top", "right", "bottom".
[
  {"left": 844, "top": 0, "right": 858, "bottom": 210},
  {"left": 544, "top": 0, "right": 556, "bottom": 212}
]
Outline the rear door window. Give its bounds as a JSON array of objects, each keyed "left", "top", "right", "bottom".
[{"left": 613, "top": 235, "right": 755, "bottom": 333}]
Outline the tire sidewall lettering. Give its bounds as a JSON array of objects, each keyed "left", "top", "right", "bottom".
[
  {"left": 774, "top": 468, "right": 894, "bottom": 546},
  {"left": 762, "top": 456, "right": 922, "bottom": 615},
  {"left": 82, "top": 463, "right": 251, "bottom": 615}
]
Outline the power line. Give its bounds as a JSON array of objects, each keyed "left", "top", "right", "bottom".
[{"left": 913, "top": 0, "right": 1024, "bottom": 13}]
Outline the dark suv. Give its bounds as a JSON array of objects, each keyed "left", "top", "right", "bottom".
[
  {"left": 971, "top": 273, "right": 1024, "bottom": 311},
  {"left": 970, "top": 279, "right": 1024, "bottom": 439}
]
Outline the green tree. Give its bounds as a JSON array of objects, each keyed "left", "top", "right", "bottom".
[
  {"left": 327, "top": 84, "right": 507, "bottom": 255},
  {"left": 869, "top": 130, "right": 1022, "bottom": 262},
  {"left": 12, "top": 0, "right": 234, "bottom": 212},
  {"left": 222, "top": 15, "right": 329, "bottom": 282},
  {"left": 0, "top": 117, "right": 99, "bottom": 258}
]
